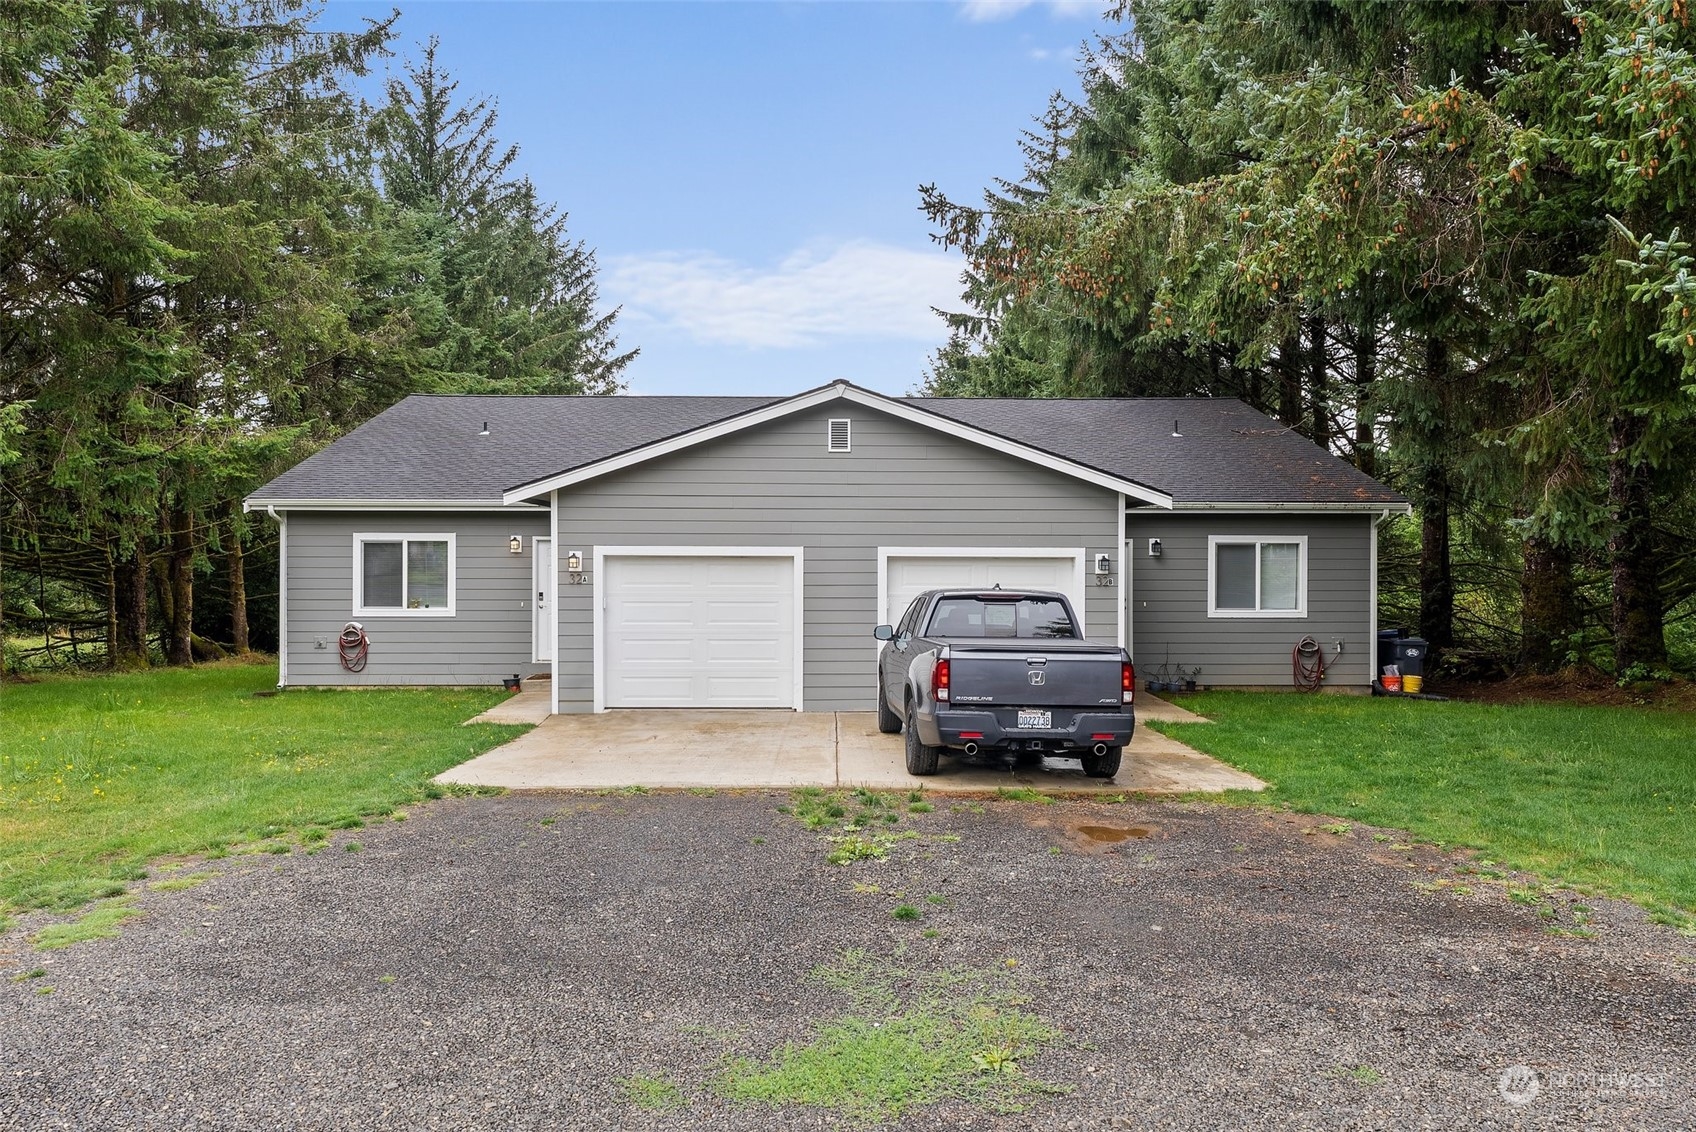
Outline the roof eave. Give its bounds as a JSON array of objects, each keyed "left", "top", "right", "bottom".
[
  {"left": 243, "top": 497, "right": 546, "bottom": 512},
  {"left": 1168, "top": 500, "right": 1413, "bottom": 513}
]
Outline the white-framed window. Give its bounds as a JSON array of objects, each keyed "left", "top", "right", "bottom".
[
  {"left": 827, "top": 418, "right": 851, "bottom": 452},
  {"left": 1207, "top": 535, "right": 1307, "bottom": 618},
  {"left": 353, "top": 533, "right": 456, "bottom": 616}
]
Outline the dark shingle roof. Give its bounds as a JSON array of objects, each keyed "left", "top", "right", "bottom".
[
  {"left": 248, "top": 389, "right": 1404, "bottom": 507},
  {"left": 911, "top": 396, "right": 1403, "bottom": 505},
  {"left": 250, "top": 394, "right": 780, "bottom": 505}
]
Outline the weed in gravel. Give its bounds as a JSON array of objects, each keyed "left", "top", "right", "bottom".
[
  {"left": 922, "top": 929, "right": 941, "bottom": 939},
  {"left": 623, "top": 1074, "right": 685, "bottom": 1110},
  {"left": 909, "top": 802, "right": 934, "bottom": 814},
  {"left": 718, "top": 950, "right": 1060, "bottom": 1119},
  {"left": 750, "top": 837, "right": 765, "bottom": 846},
  {"left": 378, "top": 974, "right": 397, "bottom": 984},
  {"left": 686, "top": 787, "right": 716, "bottom": 797},
  {"left": 35, "top": 986, "right": 53, "bottom": 995},
  {"left": 1319, "top": 823, "right": 1352, "bottom": 836},
  {"left": 1339, "top": 1065, "right": 1382, "bottom": 1086},
  {"left": 953, "top": 802, "right": 985, "bottom": 815},
  {"left": 925, "top": 893, "right": 947, "bottom": 905},
  {"left": 828, "top": 835, "right": 891, "bottom": 866},
  {"left": 892, "top": 905, "right": 921, "bottom": 921},
  {"left": 32, "top": 899, "right": 139, "bottom": 950},
  {"left": 995, "top": 788, "right": 1054, "bottom": 805},
  {"left": 12, "top": 968, "right": 47, "bottom": 981},
  {"left": 344, "top": 842, "right": 363, "bottom": 853},
  {"left": 149, "top": 875, "right": 210, "bottom": 892}
]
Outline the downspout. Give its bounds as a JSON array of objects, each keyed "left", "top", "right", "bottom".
[{"left": 1368, "top": 508, "right": 1391, "bottom": 689}]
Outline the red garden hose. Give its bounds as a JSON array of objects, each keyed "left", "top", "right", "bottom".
[
  {"left": 1292, "top": 635, "right": 1326, "bottom": 692},
  {"left": 339, "top": 622, "right": 369, "bottom": 673}
]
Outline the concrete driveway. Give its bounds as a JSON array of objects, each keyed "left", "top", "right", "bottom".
[{"left": 442, "top": 694, "right": 1263, "bottom": 794}]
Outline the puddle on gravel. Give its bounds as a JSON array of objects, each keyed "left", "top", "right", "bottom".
[{"left": 1074, "top": 825, "right": 1148, "bottom": 843}]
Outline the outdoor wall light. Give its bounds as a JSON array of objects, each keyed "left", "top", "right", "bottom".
[
  {"left": 1148, "top": 538, "right": 1163, "bottom": 558},
  {"left": 508, "top": 534, "right": 523, "bottom": 554},
  {"left": 566, "top": 550, "right": 584, "bottom": 576},
  {"left": 1093, "top": 552, "right": 1114, "bottom": 586}
]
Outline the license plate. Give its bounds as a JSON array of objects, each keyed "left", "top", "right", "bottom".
[{"left": 1017, "top": 709, "right": 1051, "bottom": 729}]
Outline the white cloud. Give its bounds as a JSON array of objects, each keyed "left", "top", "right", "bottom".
[
  {"left": 605, "top": 241, "right": 961, "bottom": 350},
  {"left": 958, "top": 0, "right": 1100, "bottom": 23}
]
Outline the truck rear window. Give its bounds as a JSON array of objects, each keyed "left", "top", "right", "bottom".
[{"left": 926, "top": 597, "right": 1076, "bottom": 639}]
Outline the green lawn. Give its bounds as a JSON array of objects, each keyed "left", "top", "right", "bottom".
[
  {"left": 0, "top": 661, "right": 526, "bottom": 922},
  {"left": 1150, "top": 692, "right": 1696, "bottom": 923}
]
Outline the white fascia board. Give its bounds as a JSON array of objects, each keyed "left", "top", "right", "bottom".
[
  {"left": 244, "top": 499, "right": 545, "bottom": 513},
  {"left": 1170, "top": 501, "right": 1413, "bottom": 514},
  {"left": 501, "top": 383, "right": 1176, "bottom": 509}
]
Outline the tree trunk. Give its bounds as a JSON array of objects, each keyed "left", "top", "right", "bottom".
[
  {"left": 1519, "top": 533, "right": 1575, "bottom": 674},
  {"left": 105, "top": 545, "right": 120, "bottom": 668},
  {"left": 1306, "top": 314, "right": 1330, "bottom": 450},
  {"left": 1416, "top": 334, "right": 1454, "bottom": 652},
  {"left": 1607, "top": 413, "right": 1667, "bottom": 673},
  {"left": 1276, "top": 334, "right": 1303, "bottom": 428},
  {"left": 112, "top": 546, "right": 151, "bottom": 668},
  {"left": 227, "top": 510, "right": 250, "bottom": 653},
  {"left": 1354, "top": 314, "right": 1377, "bottom": 476},
  {"left": 166, "top": 508, "right": 194, "bottom": 666},
  {"left": 1418, "top": 463, "right": 1454, "bottom": 651}
]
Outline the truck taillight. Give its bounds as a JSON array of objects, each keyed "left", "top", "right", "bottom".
[
  {"left": 933, "top": 658, "right": 950, "bottom": 702},
  {"left": 1122, "top": 661, "right": 1134, "bottom": 704}
]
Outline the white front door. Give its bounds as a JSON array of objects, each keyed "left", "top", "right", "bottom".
[
  {"left": 601, "top": 553, "right": 799, "bottom": 708},
  {"left": 881, "top": 550, "right": 1086, "bottom": 627},
  {"left": 533, "top": 538, "right": 553, "bottom": 662}
]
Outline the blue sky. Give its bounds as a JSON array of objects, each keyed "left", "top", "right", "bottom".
[{"left": 314, "top": 1, "right": 1116, "bottom": 395}]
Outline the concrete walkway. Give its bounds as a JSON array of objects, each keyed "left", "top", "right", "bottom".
[
  {"left": 463, "top": 675, "right": 553, "bottom": 725},
  {"left": 440, "top": 694, "right": 1261, "bottom": 795}
]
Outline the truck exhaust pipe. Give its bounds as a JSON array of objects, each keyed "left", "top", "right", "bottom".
[
  {"left": 962, "top": 742, "right": 979, "bottom": 757},
  {"left": 1091, "top": 743, "right": 1109, "bottom": 758}
]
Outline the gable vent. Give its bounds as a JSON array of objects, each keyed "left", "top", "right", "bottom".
[{"left": 827, "top": 418, "right": 851, "bottom": 453}]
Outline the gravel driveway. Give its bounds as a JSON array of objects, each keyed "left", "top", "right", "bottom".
[{"left": 2, "top": 792, "right": 1691, "bottom": 1131}]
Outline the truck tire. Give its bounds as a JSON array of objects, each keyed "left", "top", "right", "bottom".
[
  {"left": 876, "top": 688, "right": 902, "bottom": 734},
  {"left": 904, "top": 702, "right": 940, "bottom": 776},
  {"left": 1082, "top": 746, "right": 1122, "bottom": 779}
]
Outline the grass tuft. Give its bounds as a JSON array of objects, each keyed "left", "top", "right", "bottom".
[
  {"left": 994, "top": 788, "right": 1055, "bottom": 805},
  {"left": 32, "top": 899, "right": 139, "bottom": 951},
  {"left": 718, "top": 950, "right": 1060, "bottom": 1119},
  {"left": 622, "top": 1074, "right": 685, "bottom": 1110}
]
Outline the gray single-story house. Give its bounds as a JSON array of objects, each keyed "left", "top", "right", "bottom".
[{"left": 245, "top": 380, "right": 1410, "bottom": 713}]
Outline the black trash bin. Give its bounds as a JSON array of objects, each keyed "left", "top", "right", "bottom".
[
  {"left": 1376, "top": 629, "right": 1404, "bottom": 679},
  {"left": 1393, "top": 637, "right": 1428, "bottom": 678}
]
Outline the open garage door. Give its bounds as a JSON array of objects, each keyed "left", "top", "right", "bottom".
[
  {"left": 879, "top": 548, "right": 1086, "bottom": 626},
  {"left": 598, "top": 550, "right": 802, "bottom": 709}
]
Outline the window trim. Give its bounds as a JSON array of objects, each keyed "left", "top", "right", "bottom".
[
  {"left": 352, "top": 532, "right": 457, "bottom": 617},
  {"left": 1206, "top": 534, "right": 1308, "bottom": 618}
]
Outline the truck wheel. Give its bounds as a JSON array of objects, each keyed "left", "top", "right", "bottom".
[
  {"left": 904, "top": 704, "right": 940, "bottom": 776},
  {"left": 876, "top": 689, "right": 902, "bottom": 734},
  {"left": 1082, "top": 746, "right": 1122, "bottom": 779}
]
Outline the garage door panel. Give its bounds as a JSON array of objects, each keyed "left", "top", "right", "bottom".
[{"left": 604, "top": 553, "right": 796, "bottom": 709}]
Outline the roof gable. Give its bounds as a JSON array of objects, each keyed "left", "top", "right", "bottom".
[{"left": 498, "top": 381, "right": 1175, "bottom": 508}]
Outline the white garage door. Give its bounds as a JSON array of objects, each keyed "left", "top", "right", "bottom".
[
  {"left": 602, "top": 553, "right": 798, "bottom": 708},
  {"left": 882, "top": 550, "right": 1085, "bottom": 626}
]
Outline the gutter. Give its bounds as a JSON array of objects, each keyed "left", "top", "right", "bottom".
[{"left": 1170, "top": 501, "right": 1414, "bottom": 514}]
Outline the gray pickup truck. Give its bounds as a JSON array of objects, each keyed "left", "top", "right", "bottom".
[{"left": 873, "top": 588, "right": 1135, "bottom": 778}]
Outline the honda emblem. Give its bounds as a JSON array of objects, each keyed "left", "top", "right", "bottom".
[{"left": 1027, "top": 670, "right": 1045, "bottom": 686}]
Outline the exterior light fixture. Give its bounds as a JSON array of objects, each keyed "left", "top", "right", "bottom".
[
  {"left": 509, "top": 534, "right": 523, "bottom": 554},
  {"left": 566, "top": 550, "right": 584, "bottom": 582},
  {"left": 1148, "top": 538, "right": 1162, "bottom": 558},
  {"left": 1094, "top": 552, "right": 1114, "bottom": 586}
]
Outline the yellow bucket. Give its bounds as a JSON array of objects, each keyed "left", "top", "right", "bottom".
[{"left": 1403, "top": 675, "right": 1424, "bottom": 694}]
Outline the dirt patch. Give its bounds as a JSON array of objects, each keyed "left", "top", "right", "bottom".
[
  {"left": 1073, "top": 824, "right": 1149, "bottom": 844},
  {"left": 1441, "top": 670, "right": 1696, "bottom": 710}
]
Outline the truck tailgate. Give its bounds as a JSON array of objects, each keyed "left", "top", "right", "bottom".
[{"left": 945, "top": 643, "right": 1123, "bottom": 708}]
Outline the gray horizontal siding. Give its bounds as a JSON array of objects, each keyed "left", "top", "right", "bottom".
[
  {"left": 1125, "top": 513, "right": 1373, "bottom": 689},
  {"left": 284, "top": 511, "right": 548, "bottom": 686},
  {"left": 556, "top": 403, "right": 1121, "bottom": 712}
]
